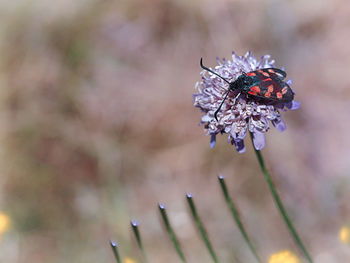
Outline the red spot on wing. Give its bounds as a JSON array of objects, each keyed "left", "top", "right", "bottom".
[
  {"left": 248, "top": 91, "right": 257, "bottom": 95},
  {"left": 261, "top": 71, "right": 270, "bottom": 77},
  {"left": 268, "top": 69, "right": 275, "bottom": 74},
  {"left": 250, "top": 86, "right": 260, "bottom": 93},
  {"left": 247, "top": 72, "right": 256, "bottom": 76},
  {"left": 262, "top": 78, "right": 272, "bottom": 82},
  {"left": 276, "top": 92, "right": 283, "bottom": 99},
  {"left": 267, "top": 85, "right": 274, "bottom": 93},
  {"left": 264, "top": 92, "right": 271, "bottom": 98}
]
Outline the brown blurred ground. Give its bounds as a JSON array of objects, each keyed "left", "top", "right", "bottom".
[{"left": 0, "top": 0, "right": 350, "bottom": 262}]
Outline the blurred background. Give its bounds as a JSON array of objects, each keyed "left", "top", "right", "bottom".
[{"left": 0, "top": 0, "right": 350, "bottom": 262}]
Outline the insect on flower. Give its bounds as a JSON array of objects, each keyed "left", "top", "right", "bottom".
[
  {"left": 193, "top": 52, "right": 300, "bottom": 153},
  {"left": 200, "top": 58, "right": 294, "bottom": 121}
]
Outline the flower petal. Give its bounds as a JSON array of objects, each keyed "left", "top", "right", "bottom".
[
  {"left": 210, "top": 134, "right": 216, "bottom": 149},
  {"left": 286, "top": 100, "right": 301, "bottom": 110},
  {"left": 201, "top": 114, "right": 212, "bottom": 122},
  {"left": 252, "top": 131, "right": 266, "bottom": 150},
  {"left": 272, "top": 118, "right": 286, "bottom": 132},
  {"left": 234, "top": 139, "right": 246, "bottom": 153}
]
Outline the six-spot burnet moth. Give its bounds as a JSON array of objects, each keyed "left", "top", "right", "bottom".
[{"left": 200, "top": 58, "right": 294, "bottom": 121}]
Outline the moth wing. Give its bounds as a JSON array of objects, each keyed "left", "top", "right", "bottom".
[
  {"left": 247, "top": 68, "right": 286, "bottom": 80},
  {"left": 259, "top": 78, "right": 294, "bottom": 102}
]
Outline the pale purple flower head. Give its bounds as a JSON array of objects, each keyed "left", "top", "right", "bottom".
[{"left": 193, "top": 51, "right": 300, "bottom": 153}]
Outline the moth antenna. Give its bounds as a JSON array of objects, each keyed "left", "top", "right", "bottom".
[
  {"left": 200, "top": 58, "right": 230, "bottom": 84},
  {"left": 214, "top": 89, "right": 230, "bottom": 121},
  {"left": 214, "top": 92, "right": 241, "bottom": 121}
]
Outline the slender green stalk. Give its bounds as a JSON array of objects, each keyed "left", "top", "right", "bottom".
[
  {"left": 218, "top": 176, "right": 262, "bottom": 263},
  {"left": 186, "top": 193, "right": 219, "bottom": 263},
  {"left": 158, "top": 203, "right": 187, "bottom": 263},
  {"left": 110, "top": 240, "right": 122, "bottom": 263},
  {"left": 249, "top": 132, "right": 313, "bottom": 263},
  {"left": 131, "top": 220, "right": 149, "bottom": 263}
]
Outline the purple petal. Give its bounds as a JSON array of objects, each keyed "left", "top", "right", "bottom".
[
  {"left": 286, "top": 79, "right": 293, "bottom": 85},
  {"left": 158, "top": 203, "right": 166, "bottom": 209},
  {"left": 272, "top": 118, "right": 286, "bottom": 132},
  {"left": 202, "top": 115, "right": 211, "bottom": 122},
  {"left": 238, "top": 126, "right": 248, "bottom": 140},
  {"left": 132, "top": 220, "right": 140, "bottom": 226},
  {"left": 210, "top": 134, "right": 216, "bottom": 149},
  {"left": 186, "top": 193, "right": 193, "bottom": 198},
  {"left": 252, "top": 131, "right": 266, "bottom": 150},
  {"left": 281, "top": 66, "right": 285, "bottom": 71},
  {"left": 218, "top": 174, "right": 225, "bottom": 180},
  {"left": 230, "top": 124, "right": 247, "bottom": 141},
  {"left": 110, "top": 240, "right": 118, "bottom": 247},
  {"left": 234, "top": 139, "right": 246, "bottom": 153},
  {"left": 286, "top": 100, "right": 301, "bottom": 110}
]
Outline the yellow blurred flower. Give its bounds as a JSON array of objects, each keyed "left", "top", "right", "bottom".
[
  {"left": 124, "top": 257, "right": 137, "bottom": 263},
  {"left": 0, "top": 212, "right": 11, "bottom": 234},
  {"left": 339, "top": 226, "right": 350, "bottom": 244},
  {"left": 268, "top": 250, "right": 300, "bottom": 263}
]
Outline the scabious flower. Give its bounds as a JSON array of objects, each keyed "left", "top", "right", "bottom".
[
  {"left": 268, "top": 250, "right": 300, "bottom": 263},
  {"left": 193, "top": 51, "right": 300, "bottom": 153}
]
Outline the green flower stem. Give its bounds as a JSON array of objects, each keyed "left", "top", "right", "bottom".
[
  {"left": 131, "top": 220, "right": 149, "bottom": 263},
  {"left": 158, "top": 203, "right": 187, "bottom": 263},
  {"left": 249, "top": 132, "right": 313, "bottom": 263},
  {"left": 186, "top": 193, "right": 220, "bottom": 263},
  {"left": 110, "top": 240, "right": 122, "bottom": 263},
  {"left": 218, "top": 176, "right": 262, "bottom": 263}
]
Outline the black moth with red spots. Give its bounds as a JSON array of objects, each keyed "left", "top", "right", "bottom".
[
  {"left": 237, "top": 68, "right": 294, "bottom": 102},
  {"left": 200, "top": 58, "right": 294, "bottom": 120}
]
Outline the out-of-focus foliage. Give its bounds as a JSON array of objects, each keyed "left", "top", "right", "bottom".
[{"left": 0, "top": 0, "right": 350, "bottom": 262}]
